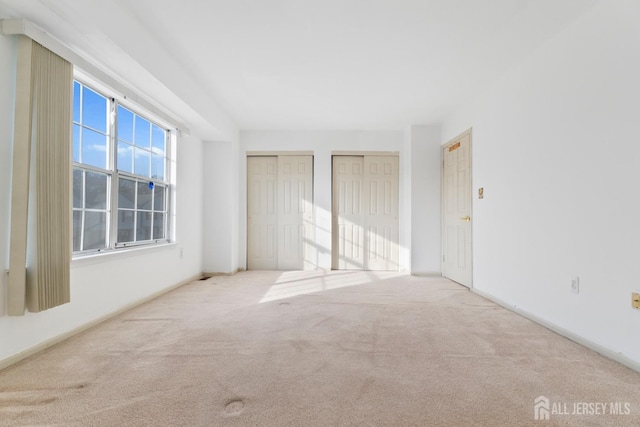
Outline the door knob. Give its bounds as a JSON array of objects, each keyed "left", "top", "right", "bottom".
[{"left": 459, "top": 216, "right": 471, "bottom": 222}]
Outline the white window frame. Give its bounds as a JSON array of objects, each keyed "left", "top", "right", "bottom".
[{"left": 72, "top": 75, "right": 175, "bottom": 257}]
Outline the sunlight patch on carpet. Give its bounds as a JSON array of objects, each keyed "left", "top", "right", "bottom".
[{"left": 259, "top": 270, "right": 405, "bottom": 303}]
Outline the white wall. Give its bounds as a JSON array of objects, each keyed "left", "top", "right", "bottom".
[
  {"left": 0, "top": 32, "right": 206, "bottom": 365},
  {"left": 442, "top": 0, "right": 640, "bottom": 364},
  {"left": 202, "top": 139, "right": 240, "bottom": 274},
  {"left": 239, "top": 130, "right": 407, "bottom": 271},
  {"left": 409, "top": 125, "right": 442, "bottom": 275}
]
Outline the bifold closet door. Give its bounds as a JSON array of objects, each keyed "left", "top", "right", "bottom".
[
  {"left": 364, "top": 156, "right": 399, "bottom": 271},
  {"left": 333, "top": 155, "right": 399, "bottom": 271},
  {"left": 277, "top": 155, "right": 313, "bottom": 270},
  {"left": 332, "top": 156, "right": 365, "bottom": 270},
  {"left": 247, "top": 157, "right": 278, "bottom": 270},
  {"left": 247, "top": 155, "right": 313, "bottom": 270}
]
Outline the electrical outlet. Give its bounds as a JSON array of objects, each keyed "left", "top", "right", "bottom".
[{"left": 570, "top": 276, "right": 579, "bottom": 294}]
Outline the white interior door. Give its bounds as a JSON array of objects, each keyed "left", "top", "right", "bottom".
[
  {"left": 442, "top": 132, "right": 472, "bottom": 287},
  {"left": 277, "top": 155, "right": 313, "bottom": 270},
  {"left": 364, "top": 156, "right": 399, "bottom": 271},
  {"left": 247, "top": 156, "right": 278, "bottom": 270},
  {"left": 332, "top": 156, "right": 365, "bottom": 269},
  {"left": 247, "top": 155, "right": 313, "bottom": 270},
  {"left": 333, "top": 155, "right": 399, "bottom": 271}
]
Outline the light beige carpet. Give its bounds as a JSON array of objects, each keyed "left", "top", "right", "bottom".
[{"left": 1, "top": 271, "right": 640, "bottom": 426}]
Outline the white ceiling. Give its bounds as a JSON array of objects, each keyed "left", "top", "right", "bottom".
[{"left": 0, "top": 0, "right": 598, "bottom": 136}]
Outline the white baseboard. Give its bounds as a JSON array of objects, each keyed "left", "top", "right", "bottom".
[
  {"left": 0, "top": 273, "right": 201, "bottom": 372},
  {"left": 472, "top": 287, "right": 640, "bottom": 374}
]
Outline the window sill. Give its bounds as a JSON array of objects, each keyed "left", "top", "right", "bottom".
[{"left": 71, "top": 242, "right": 177, "bottom": 269}]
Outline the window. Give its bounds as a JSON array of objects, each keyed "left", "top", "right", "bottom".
[{"left": 72, "top": 80, "right": 172, "bottom": 254}]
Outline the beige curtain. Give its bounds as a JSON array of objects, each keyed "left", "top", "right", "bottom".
[{"left": 8, "top": 36, "right": 72, "bottom": 315}]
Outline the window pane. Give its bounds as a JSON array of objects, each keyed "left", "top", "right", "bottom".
[
  {"left": 73, "top": 169, "right": 83, "bottom": 208},
  {"left": 82, "top": 86, "right": 107, "bottom": 133},
  {"left": 118, "top": 178, "right": 136, "bottom": 209},
  {"left": 136, "top": 211, "right": 152, "bottom": 241},
  {"left": 117, "top": 141, "right": 133, "bottom": 173},
  {"left": 151, "top": 125, "right": 165, "bottom": 153},
  {"left": 73, "top": 124, "right": 80, "bottom": 163},
  {"left": 151, "top": 154, "right": 165, "bottom": 180},
  {"left": 134, "top": 147, "right": 150, "bottom": 177},
  {"left": 81, "top": 128, "right": 108, "bottom": 169},
  {"left": 72, "top": 210, "right": 82, "bottom": 252},
  {"left": 83, "top": 211, "right": 107, "bottom": 250},
  {"left": 137, "top": 181, "right": 153, "bottom": 210},
  {"left": 117, "top": 210, "right": 135, "bottom": 243},
  {"left": 154, "top": 185, "right": 165, "bottom": 211},
  {"left": 85, "top": 171, "right": 108, "bottom": 210},
  {"left": 117, "top": 105, "right": 134, "bottom": 143},
  {"left": 153, "top": 212, "right": 165, "bottom": 239},
  {"left": 73, "top": 81, "right": 81, "bottom": 123},
  {"left": 134, "top": 116, "right": 150, "bottom": 148}
]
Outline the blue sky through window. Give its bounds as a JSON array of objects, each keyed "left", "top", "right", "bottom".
[{"left": 73, "top": 80, "right": 167, "bottom": 180}]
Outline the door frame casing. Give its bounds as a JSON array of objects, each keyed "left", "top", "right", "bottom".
[{"left": 441, "top": 128, "right": 473, "bottom": 287}]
